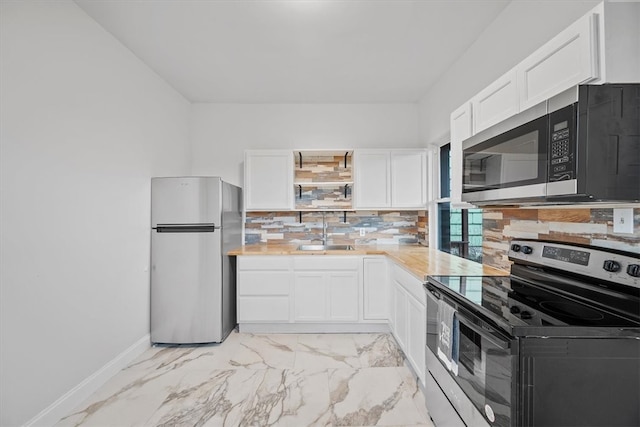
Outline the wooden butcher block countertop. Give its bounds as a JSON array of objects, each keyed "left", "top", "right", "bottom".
[{"left": 229, "top": 244, "right": 508, "bottom": 281}]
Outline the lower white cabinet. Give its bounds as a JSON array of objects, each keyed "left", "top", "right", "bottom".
[
  {"left": 237, "top": 256, "right": 292, "bottom": 323},
  {"left": 294, "top": 270, "right": 359, "bottom": 322},
  {"left": 363, "top": 257, "right": 388, "bottom": 320},
  {"left": 406, "top": 291, "right": 426, "bottom": 382},
  {"left": 389, "top": 264, "right": 426, "bottom": 384},
  {"left": 238, "top": 254, "right": 427, "bottom": 384}
]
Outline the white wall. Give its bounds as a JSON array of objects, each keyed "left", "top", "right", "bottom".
[
  {"left": 190, "top": 103, "right": 421, "bottom": 186},
  {"left": 418, "top": 0, "right": 600, "bottom": 145},
  {"left": 0, "top": 1, "right": 191, "bottom": 425}
]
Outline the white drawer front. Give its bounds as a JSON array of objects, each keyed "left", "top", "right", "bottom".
[
  {"left": 238, "top": 296, "right": 290, "bottom": 322},
  {"left": 238, "top": 271, "right": 291, "bottom": 296},
  {"left": 238, "top": 256, "right": 291, "bottom": 271}
]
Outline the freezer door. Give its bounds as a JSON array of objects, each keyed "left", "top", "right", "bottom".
[
  {"left": 151, "top": 229, "right": 223, "bottom": 344},
  {"left": 151, "top": 177, "right": 221, "bottom": 227}
]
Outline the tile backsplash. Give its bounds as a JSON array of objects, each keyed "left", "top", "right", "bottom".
[
  {"left": 483, "top": 207, "right": 640, "bottom": 270},
  {"left": 245, "top": 211, "right": 426, "bottom": 246}
]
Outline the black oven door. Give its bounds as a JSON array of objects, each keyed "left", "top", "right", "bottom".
[
  {"left": 462, "top": 114, "right": 549, "bottom": 203},
  {"left": 426, "top": 283, "right": 514, "bottom": 427}
]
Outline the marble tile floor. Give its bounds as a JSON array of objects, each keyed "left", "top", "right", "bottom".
[{"left": 57, "top": 332, "right": 436, "bottom": 427}]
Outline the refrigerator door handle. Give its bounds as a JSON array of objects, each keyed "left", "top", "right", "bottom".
[{"left": 155, "top": 225, "right": 216, "bottom": 233}]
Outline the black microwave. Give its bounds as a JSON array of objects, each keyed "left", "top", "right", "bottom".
[{"left": 461, "top": 84, "right": 640, "bottom": 204}]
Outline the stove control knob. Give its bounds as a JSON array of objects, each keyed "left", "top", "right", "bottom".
[
  {"left": 520, "top": 311, "right": 533, "bottom": 320},
  {"left": 603, "top": 260, "right": 621, "bottom": 272},
  {"left": 510, "top": 306, "right": 521, "bottom": 314},
  {"left": 627, "top": 264, "right": 640, "bottom": 278},
  {"left": 521, "top": 246, "right": 533, "bottom": 255},
  {"left": 511, "top": 244, "right": 521, "bottom": 252}
]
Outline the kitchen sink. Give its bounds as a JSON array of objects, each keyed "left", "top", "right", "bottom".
[{"left": 297, "top": 244, "right": 354, "bottom": 251}]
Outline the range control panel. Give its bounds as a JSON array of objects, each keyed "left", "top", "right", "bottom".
[
  {"left": 548, "top": 104, "right": 577, "bottom": 182},
  {"left": 509, "top": 239, "right": 640, "bottom": 289}
]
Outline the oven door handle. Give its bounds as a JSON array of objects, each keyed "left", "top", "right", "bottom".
[{"left": 456, "top": 312, "right": 511, "bottom": 350}]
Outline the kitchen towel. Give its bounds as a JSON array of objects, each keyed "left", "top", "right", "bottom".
[{"left": 437, "top": 299, "right": 459, "bottom": 375}]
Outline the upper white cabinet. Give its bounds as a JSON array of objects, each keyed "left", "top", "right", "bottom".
[
  {"left": 354, "top": 149, "right": 427, "bottom": 209},
  {"left": 448, "top": 1, "right": 639, "bottom": 205},
  {"left": 391, "top": 151, "right": 428, "bottom": 208},
  {"left": 449, "top": 103, "right": 473, "bottom": 206},
  {"left": 244, "top": 150, "right": 293, "bottom": 211},
  {"left": 472, "top": 69, "right": 519, "bottom": 134},
  {"left": 518, "top": 13, "right": 596, "bottom": 111},
  {"left": 353, "top": 150, "right": 391, "bottom": 209}
]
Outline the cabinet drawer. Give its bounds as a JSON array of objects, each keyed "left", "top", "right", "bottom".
[
  {"left": 391, "top": 263, "right": 426, "bottom": 305},
  {"left": 238, "top": 296, "right": 289, "bottom": 322},
  {"left": 238, "top": 256, "right": 291, "bottom": 271},
  {"left": 238, "top": 271, "right": 291, "bottom": 296},
  {"left": 293, "top": 256, "right": 359, "bottom": 271}
]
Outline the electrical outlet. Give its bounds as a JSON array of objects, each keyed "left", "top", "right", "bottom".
[
  {"left": 613, "top": 208, "right": 633, "bottom": 234},
  {"left": 359, "top": 228, "right": 366, "bottom": 237}
]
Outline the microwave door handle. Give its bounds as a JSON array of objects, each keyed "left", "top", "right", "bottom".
[{"left": 456, "top": 312, "right": 511, "bottom": 350}]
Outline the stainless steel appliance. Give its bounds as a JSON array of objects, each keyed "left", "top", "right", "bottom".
[
  {"left": 150, "top": 177, "right": 242, "bottom": 344},
  {"left": 425, "top": 239, "right": 640, "bottom": 427},
  {"left": 462, "top": 84, "right": 640, "bottom": 204}
]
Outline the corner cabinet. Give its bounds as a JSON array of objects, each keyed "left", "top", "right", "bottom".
[
  {"left": 244, "top": 150, "right": 294, "bottom": 211},
  {"left": 353, "top": 149, "right": 427, "bottom": 210}
]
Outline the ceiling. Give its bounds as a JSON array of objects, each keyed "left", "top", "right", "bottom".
[{"left": 75, "top": 0, "right": 511, "bottom": 103}]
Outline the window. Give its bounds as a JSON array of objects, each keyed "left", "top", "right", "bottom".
[{"left": 437, "top": 144, "right": 483, "bottom": 263}]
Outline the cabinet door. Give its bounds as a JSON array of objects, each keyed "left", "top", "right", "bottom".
[
  {"left": 449, "top": 103, "right": 473, "bottom": 207},
  {"left": 392, "top": 282, "right": 408, "bottom": 350},
  {"left": 407, "top": 292, "right": 426, "bottom": 383},
  {"left": 245, "top": 150, "right": 293, "bottom": 211},
  {"left": 518, "top": 14, "right": 596, "bottom": 111},
  {"left": 354, "top": 150, "right": 391, "bottom": 209},
  {"left": 294, "top": 272, "right": 327, "bottom": 321},
  {"left": 363, "top": 258, "right": 388, "bottom": 320},
  {"left": 328, "top": 272, "right": 359, "bottom": 321},
  {"left": 391, "top": 150, "right": 427, "bottom": 208},
  {"left": 472, "top": 69, "right": 519, "bottom": 134}
]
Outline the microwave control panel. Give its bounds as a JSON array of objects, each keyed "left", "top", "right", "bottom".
[{"left": 548, "top": 104, "right": 576, "bottom": 182}]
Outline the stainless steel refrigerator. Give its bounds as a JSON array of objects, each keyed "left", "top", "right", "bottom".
[{"left": 150, "top": 177, "right": 242, "bottom": 344}]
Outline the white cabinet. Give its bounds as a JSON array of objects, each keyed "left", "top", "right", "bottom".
[
  {"left": 389, "top": 263, "right": 426, "bottom": 385},
  {"left": 293, "top": 257, "right": 359, "bottom": 322},
  {"left": 518, "top": 14, "right": 597, "bottom": 111},
  {"left": 294, "top": 272, "right": 327, "bottom": 321},
  {"left": 392, "top": 282, "right": 408, "bottom": 350},
  {"left": 449, "top": 102, "right": 473, "bottom": 206},
  {"left": 406, "top": 291, "right": 426, "bottom": 381},
  {"left": 244, "top": 150, "right": 294, "bottom": 211},
  {"left": 354, "top": 149, "right": 427, "bottom": 209},
  {"left": 363, "top": 257, "right": 388, "bottom": 320},
  {"left": 237, "top": 256, "right": 292, "bottom": 322},
  {"left": 472, "top": 69, "right": 519, "bottom": 134},
  {"left": 353, "top": 150, "right": 391, "bottom": 209},
  {"left": 391, "top": 151, "right": 427, "bottom": 208}
]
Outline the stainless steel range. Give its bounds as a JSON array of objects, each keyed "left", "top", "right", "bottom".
[{"left": 424, "top": 239, "right": 640, "bottom": 427}]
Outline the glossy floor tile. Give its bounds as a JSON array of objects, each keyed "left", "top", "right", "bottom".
[{"left": 57, "top": 332, "right": 435, "bottom": 427}]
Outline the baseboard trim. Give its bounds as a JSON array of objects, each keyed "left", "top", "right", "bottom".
[
  {"left": 238, "top": 323, "right": 390, "bottom": 334},
  {"left": 24, "top": 334, "right": 151, "bottom": 427}
]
